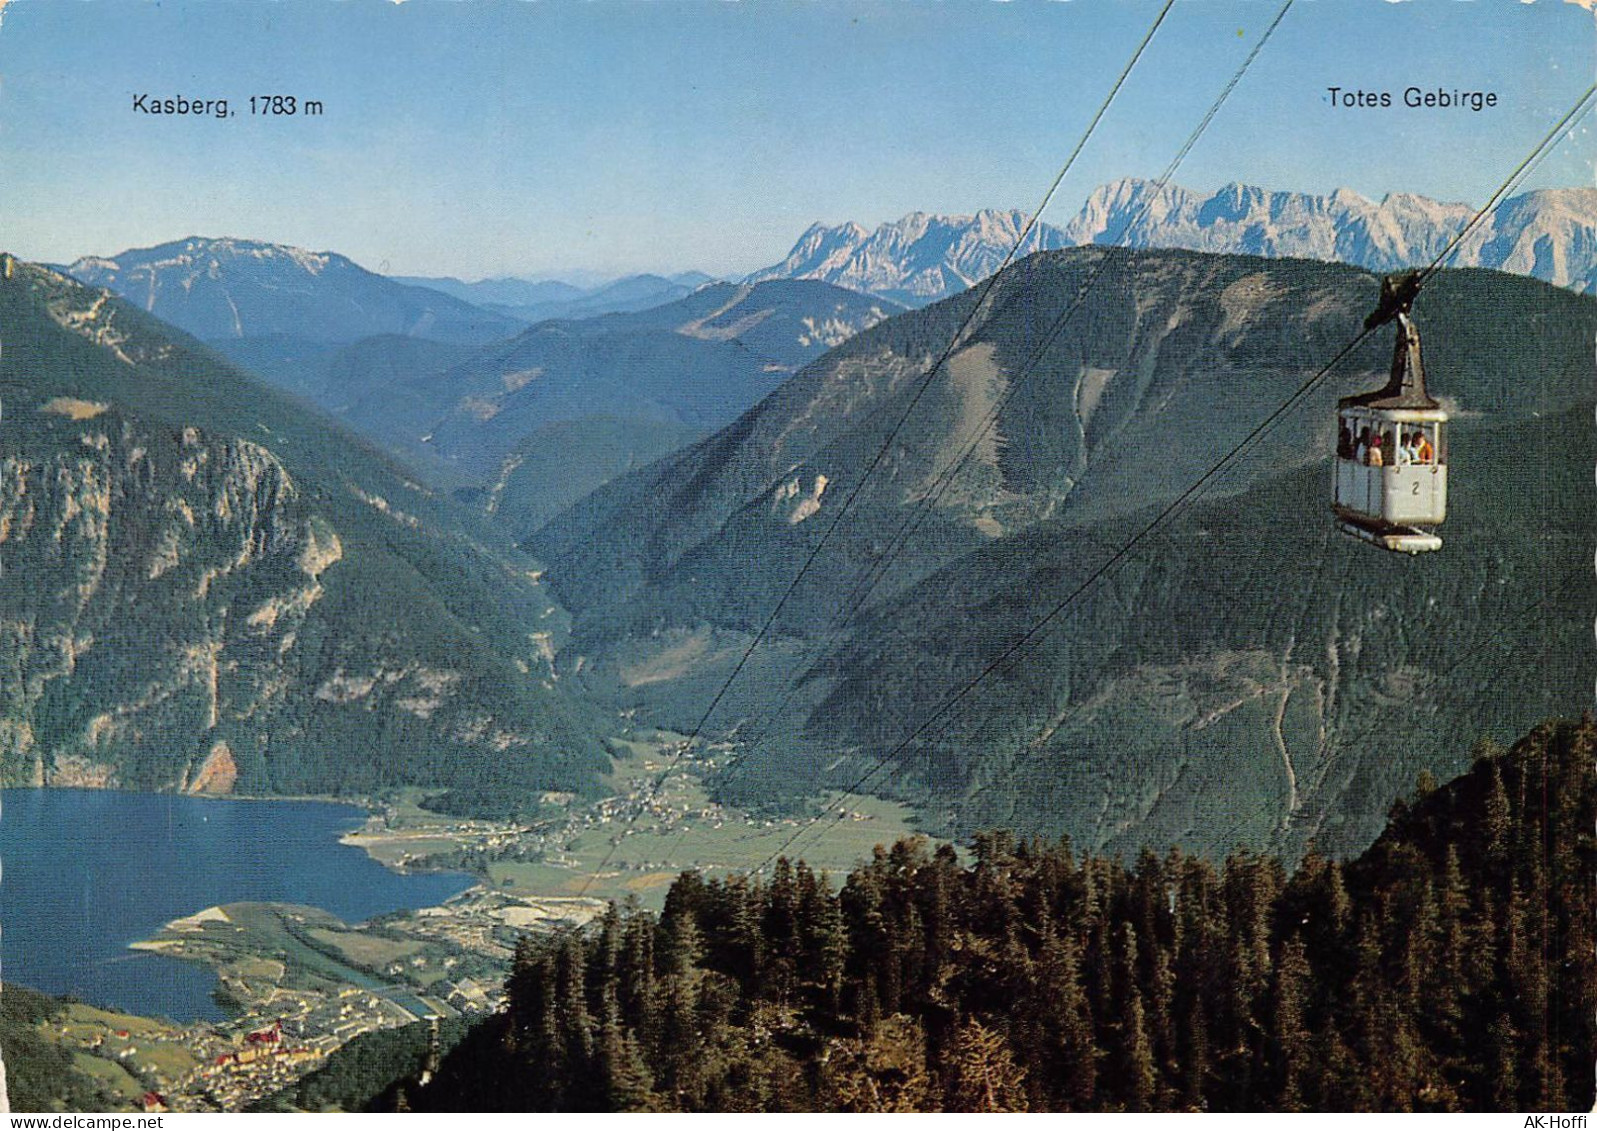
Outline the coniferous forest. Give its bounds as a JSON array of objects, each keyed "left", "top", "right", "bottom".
[{"left": 399, "top": 716, "right": 1594, "bottom": 1113}]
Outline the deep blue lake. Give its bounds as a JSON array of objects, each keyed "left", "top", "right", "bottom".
[{"left": 0, "top": 789, "right": 474, "bottom": 1024}]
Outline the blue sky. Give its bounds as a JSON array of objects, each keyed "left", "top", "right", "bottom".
[{"left": 1, "top": 0, "right": 1591, "bottom": 279}]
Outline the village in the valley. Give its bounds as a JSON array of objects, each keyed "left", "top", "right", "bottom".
[
  {"left": 80, "top": 886, "right": 599, "bottom": 1112},
  {"left": 53, "top": 731, "right": 912, "bottom": 1112}
]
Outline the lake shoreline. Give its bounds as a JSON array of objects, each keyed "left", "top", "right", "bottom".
[
  {"left": 0, "top": 789, "right": 477, "bottom": 1025},
  {"left": 1, "top": 781, "right": 509, "bottom": 880}
]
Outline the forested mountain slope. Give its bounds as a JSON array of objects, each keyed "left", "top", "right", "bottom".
[
  {"left": 757, "top": 404, "right": 1590, "bottom": 861},
  {"left": 530, "top": 249, "right": 1594, "bottom": 858},
  {"left": 416, "top": 279, "right": 900, "bottom": 476},
  {"left": 0, "top": 257, "right": 606, "bottom": 808},
  {"left": 409, "top": 716, "right": 1595, "bottom": 1112}
]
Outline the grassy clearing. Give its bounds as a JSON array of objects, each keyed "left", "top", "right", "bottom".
[
  {"left": 305, "top": 929, "right": 424, "bottom": 971},
  {"left": 578, "top": 792, "right": 920, "bottom": 877},
  {"left": 492, "top": 733, "right": 925, "bottom": 907},
  {"left": 57, "top": 1004, "right": 198, "bottom": 1085},
  {"left": 61, "top": 1002, "right": 177, "bottom": 1039},
  {"left": 70, "top": 1053, "right": 143, "bottom": 1102},
  {"left": 127, "top": 1040, "right": 198, "bottom": 1080}
]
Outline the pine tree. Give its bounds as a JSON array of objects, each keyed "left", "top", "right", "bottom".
[
  {"left": 1429, "top": 844, "right": 1469, "bottom": 1048},
  {"left": 1487, "top": 1012, "right": 1520, "bottom": 1111},
  {"left": 618, "top": 909, "right": 659, "bottom": 1050},
  {"left": 1034, "top": 928, "right": 1097, "bottom": 1109},
  {"left": 946, "top": 1017, "right": 1029, "bottom": 1113},
  {"left": 553, "top": 934, "right": 596, "bottom": 1107},
  {"left": 829, "top": 1014, "right": 934, "bottom": 1112},
  {"left": 1118, "top": 988, "right": 1157, "bottom": 1112},
  {"left": 1483, "top": 763, "right": 1512, "bottom": 867},
  {"left": 1179, "top": 998, "right": 1209, "bottom": 1111},
  {"left": 799, "top": 868, "right": 847, "bottom": 1013},
  {"left": 1271, "top": 935, "right": 1311, "bottom": 1112},
  {"left": 1348, "top": 912, "right": 1391, "bottom": 1106},
  {"left": 601, "top": 1021, "right": 664, "bottom": 1112}
]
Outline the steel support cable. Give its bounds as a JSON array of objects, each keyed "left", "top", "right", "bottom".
[
  {"left": 1417, "top": 84, "right": 1597, "bottom": 288},
  {"left": 751, "top": 86, "right": 1597, "bottom": 873},
  {"left": 1199, "top": 572, "right": 1585, "bottom": 855},
  {"left": 776, "top": 564, "right": 1586, "bottom": 875},
  {"left": 670, "top": 0, "right": 1300, "bottom": 822},
  {"left": 825, "top": 77, "right": 1594, "bottom": 748},
  {"left": 752, "top": 329, "right": 1380, "bottom": 871},
  {"left": 575, "top": 0, "right": 1179, "bottom": 895}
]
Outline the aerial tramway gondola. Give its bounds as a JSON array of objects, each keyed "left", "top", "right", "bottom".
[{"left": 1332, "top": 271, "right": 1448, "bottom": 553}]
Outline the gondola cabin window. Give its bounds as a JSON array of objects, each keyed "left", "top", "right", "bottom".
[{"left": 1334, "top": 406, "right": 1448, "bottom": 531}]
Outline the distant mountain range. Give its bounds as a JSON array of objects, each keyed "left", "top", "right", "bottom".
[
  {"left": 532, "top": 247, "right": 1595, "bottom": 861},
  {"left": 58, "top": 238, "right": 900, "bottom": 541},
  {"left": 64, "top": 238, "right": 522, "bottom": 345},
  {"left": 416, "top": 279, "right": 902, "bottom": 534},
  {"left": 396, "top": 271, "right": 720, "bottom": 324},
  {"left": 1060, "top": 180, "right": 1597, "bottom": 292},
  {"left": 749, "top": 180, "right": 1597, "bottom": 303},
  {"left": 748, "top": 209, "right": 1063, "bottom": 306}
]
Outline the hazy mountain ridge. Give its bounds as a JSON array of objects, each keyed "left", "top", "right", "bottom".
[
  {"left": 391, "top": 275, "right": 587, "bottom": 309},
  {"left": 0, "top": 257, "right": 607, "bottom": 807},
  {"left": 65, "top": 237, "right": 523, "bottom": 345},
  {"left": 59, "top": 239, "right": 903, "bottom": 546},
  {"left": 751, "top": 181, "right": 1597, "bottom": 302},
  {"left": 415, "top": 279, "right": 902, "bottom": 483},
  {"left": 399, "top": 271, "right": 722, "bottom": 324}
]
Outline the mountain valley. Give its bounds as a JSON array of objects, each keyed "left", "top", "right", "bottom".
[{"left": 530, "top": 249, "right": 1594, "bottom": 861}]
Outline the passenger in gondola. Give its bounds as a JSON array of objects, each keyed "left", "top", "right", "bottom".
[
  {"left": 1367, "top": 433, "right": 1384, "bottom": 467},
  {"left": 1338, "top": 421, "right": 1354, "bottom": 460},
  {"left": 1355, "top": 426, "right": 1370, "bottom": 464},
  {"left": 1413, "top": 430, "right": 1434, "bottom": 464}
]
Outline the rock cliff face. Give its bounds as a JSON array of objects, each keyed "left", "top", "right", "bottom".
[
  {"left": 749, "top": 209, "right": 1068, "bottom": 306},
  {"left": 1060, "top": 181, "right": 1597, "bottom": 292},
  {"left": 0, "top": 257, "right": 608, "bottom": 807},
  {"left": 0, "top": 420, "right": 331, "bottom": 789}
]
